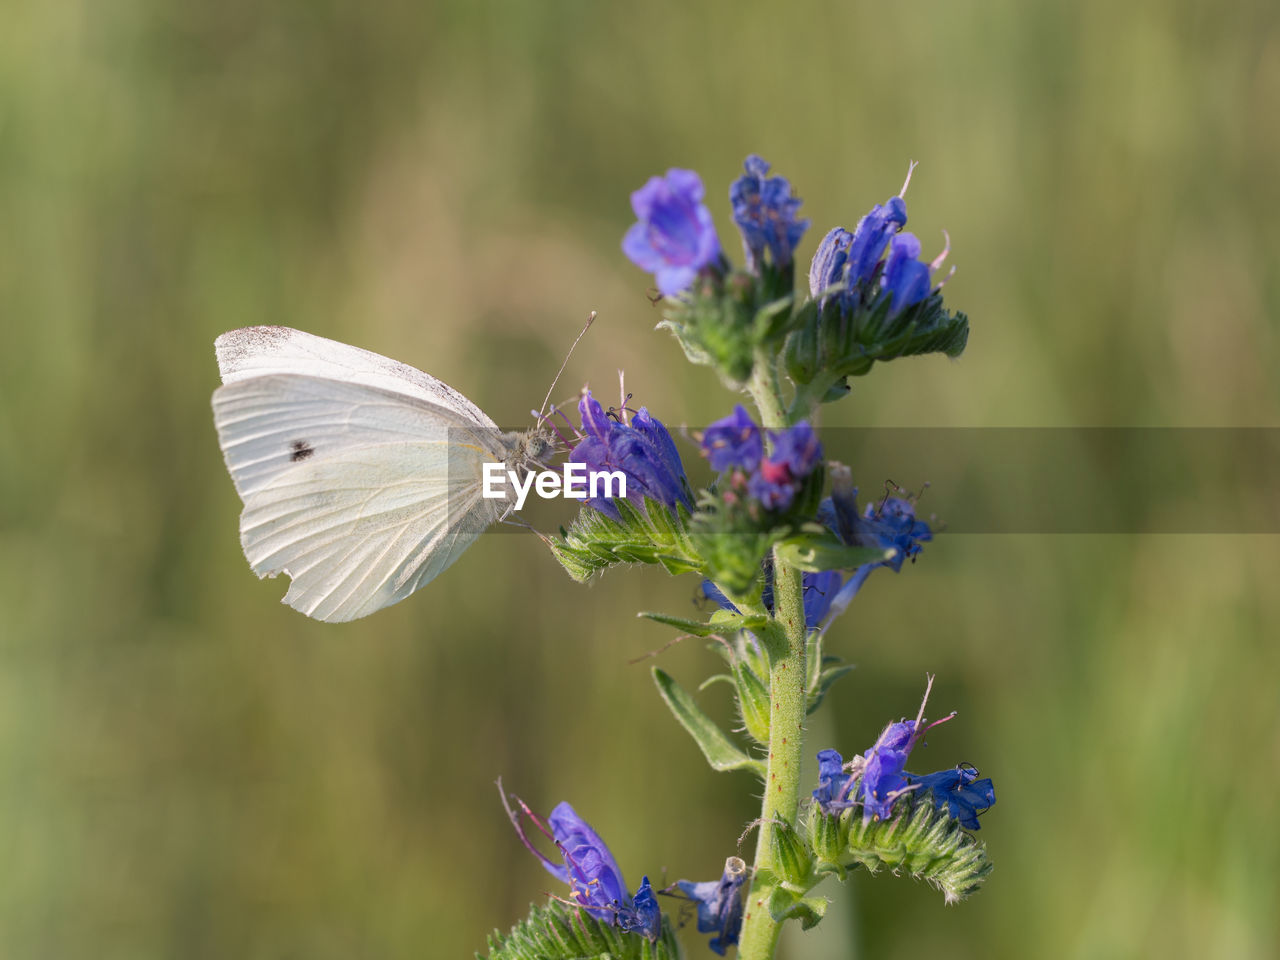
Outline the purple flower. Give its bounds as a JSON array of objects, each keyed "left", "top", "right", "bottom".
[
  {"left": 570, "top": 390, "right": 692, "bottom": 518},
  {"left": 858, "top": 719, "right": 921, "bottom": 821},
  {"left": 499, "top": 786, "right": 662, "bottom": 941},
  {"left": 729, "top": 154, "right": 810, "bottom": 271},
  {"left": 747, "top": 421, "right": 822, "bottom": 511},
  {"left": 622, "top": 877, "right": 663, "bottom": 941},
  {"left": 880, "top": 230, "right": 951, "bottom": 317},
  {"left": 820, "top": 488, "right": 933, "bottom": 574},
  {"left": 622, "top": 169, "right": 721, "bottom": 296},
  {"left": 844, "top": 195, "right": 910, "bottom": 288},
  {"left": 807, "top": 165, "right": 955, "bottom": 320},
  {"left": 812, "top": 748, "right": 858, "bottom": 815},
  {"left": 701, "top": 405, "right": 763, "bottom": 472},
  {"left": 800, "top": 569, "right": 843, "bottom": 629},
  {"left": 812, "top": 684, "right": 992, "bottom": 830},
  {"left": 808, "top": 226, "right": 854, "bottom": 305},
  {"left": 809, "top": 466, "right": 934, "bottom": 621},
  {"left": 907, "top": 766, "right": 996, "bottom": 830},
  {"left": 675, "top": 856, "right": 748, "bottom": 956}
]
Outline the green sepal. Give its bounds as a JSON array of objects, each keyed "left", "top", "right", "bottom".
[
  {"left": 709, "top": 609, "right": 771, "bottom": 633},
  {"left": 656, "top": 271, "right": 756, "bottom": 387},
  {"left": 775, "top": 532, "right": 890, "bottom": 574},
  {"left": 807, "top": 808, "right": 846, "bottom": 867},
  {"left": 830, "top": 788, "right": 994, "bottom": 903},
  {"left": 733, "top": 660, "right": 772, "bottom": 745},
  {"left": 655, "top": 265, "right": 813, "bottom": 387},
  {"left": 652, "top": 668, "right": 765, "bottom": 778},
  {"left": 752, "top": 293, "right": 799, "bottom": 343},
  {"left": 688, "top": 527, "right": 778, "bottom": 596},
  {"left": 478, "top": 898, "right": 681, "bottom": 960},
  {"left": 784, "top": 291, "right": 969, "bottom": 392},
  {"left": 769, "top": 820, "right": 814, "bottom": 887},
  {"left": 551, "top": 498, "right": 702, "bottom": 582}
]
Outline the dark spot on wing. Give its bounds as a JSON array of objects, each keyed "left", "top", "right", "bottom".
[{"left": 290, "top": 440, "right": 314, "bottom": 462}]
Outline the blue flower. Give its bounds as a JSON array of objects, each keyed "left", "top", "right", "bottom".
[
  {"left": 621, "top": 876, "right": 663, "bottom": 941},
  {"left": 747, "top": 421, "right": 822, "bottom": 511},
  {"left": 807, "top": 226, "right": 853, "bottom": 306},
  {"left": 844, "top": 195, "right": 910, "bottom": 289},
  {"left": 808, "top": 466, "right": 934, "bottom": 620},
  {"left": 880, "top": 230, "right": 950, "bottom": 317},
  {"left": 817, "top": 484, "right": 932, "bottom": 573},
  {"left": 499, "top": 785, "right": 662, "bottom": 941},
  {"left": 701, "top": 405, "right": 763, "bottom": 472},
  {"left": 729, "top": 154, "right": 810, "bottom": 271},
  {"left": 622, "top": 169, "right": 721, "bottom": 296},
  {"left": 800, "top": 569, "right": 843, "bottom": 630},
  {"left": 859, "top": 719, "right": 920, "bottom": 822},
  {"left": 570, "top": 390, "right": 692, "bottom": 518},
  {"left": 907, "top": 766, "right": 996, "bottom": 830},
  {"left": 810, "top": 161, "right": 970, "bottom": 317},
  {"left": 675, "top": 856, "right": 748, "bottom": 956},
  {"left": 811, "top": 748, "right": 857, "bottom": 815},
  {"left": 812, "top": 685, "right": 993, "bottom": 830}
]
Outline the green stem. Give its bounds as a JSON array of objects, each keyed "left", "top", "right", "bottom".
[
  {"left": 749, "top": 348, "right": 788, "bottom": 430},
  {"left": 737, "top": 350, "right": 811, "bottom": 960}
]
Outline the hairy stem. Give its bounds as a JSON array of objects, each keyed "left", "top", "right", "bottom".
[{"left": 737, "top": 351, "right": 810, "bottom": 960}]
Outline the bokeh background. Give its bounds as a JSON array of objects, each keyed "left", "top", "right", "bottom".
[{"left": 3, "top": 2, "right": 1278, "bottom": 958}]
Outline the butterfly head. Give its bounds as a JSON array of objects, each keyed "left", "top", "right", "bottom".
[{"left": 508, "top": 428, "right": 559, "bottom": 469}]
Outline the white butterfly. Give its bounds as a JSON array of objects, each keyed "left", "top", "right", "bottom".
[{"left": 211, "top": 326, "right": 553, "bottom": 622}]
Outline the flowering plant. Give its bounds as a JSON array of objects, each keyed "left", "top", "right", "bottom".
[{"left": 483, "top": 156, "right": 991, "bottom": 960}]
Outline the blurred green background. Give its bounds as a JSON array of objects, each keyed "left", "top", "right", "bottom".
[{"left": 2, "top": 1, "right": 1278, "bottom": 958}]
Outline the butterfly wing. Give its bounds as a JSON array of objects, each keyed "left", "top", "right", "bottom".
[
  {"left": 212, "top": 329, "right": 512, "bottom": 622},
  {"left": 215, "top": 325, "right": 499, "bottom": 430}
]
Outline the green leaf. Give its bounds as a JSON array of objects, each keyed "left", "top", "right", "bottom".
[
  {"left": 765, "top": 886, "right": 828, "bottom": 930},
  {"left": 637, "top": 612, "right": 719, "bottom": 637},
  {"left": 636, "top": 610, "right": 768, "bottom": 639},
  {"left": 775, "top": 534, "right": 890, "bottom": 573},
  {"left": 651, "top": 668, "right": 765, "bottom": 778}
]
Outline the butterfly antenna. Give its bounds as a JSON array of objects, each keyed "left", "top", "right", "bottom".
[{"left": 539, "top": 311, "right": 596, "bottom": 420}]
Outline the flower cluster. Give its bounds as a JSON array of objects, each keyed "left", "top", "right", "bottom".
[
  {"left": 808, "top": 167, "right": 951, "bottom": 319},
  {"left": 701, "top": 406, "right": 822, "bottom": 512},
  {"left": 623, "top": 155, "right": 811, "bottom": 297},
  {"left": 812, "top": 683, "right": 995, "bottom": 830},
  {"left": 499, "top": 785, "right": 662, "bottom": 942},
  {"left": 797, "top": 464, "right": 937, "bottom": 626},
  {"left": 701, "top": 461, "right": 934, "bottom": 633},
  {"left": 511, "top": 153, "right": 988, "bottom": 958},
  {"left": 569, "top": 389, "right": 692, "bottom": 518}
]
